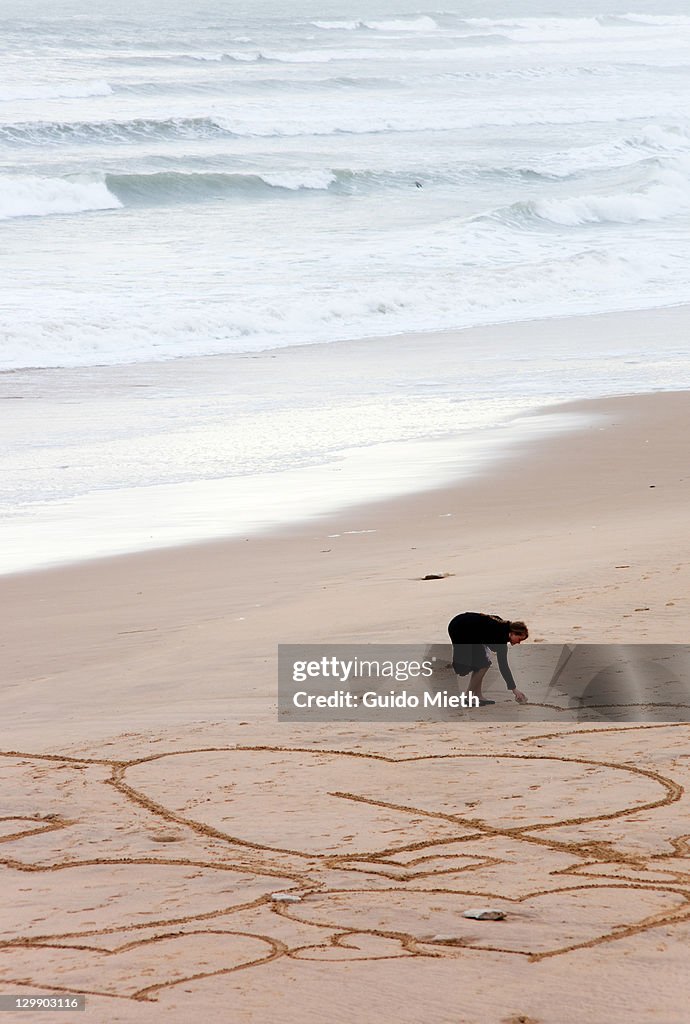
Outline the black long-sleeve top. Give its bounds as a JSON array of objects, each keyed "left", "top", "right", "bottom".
[{"left": 447, "top": 611, "right": 517, "bottom": 690}]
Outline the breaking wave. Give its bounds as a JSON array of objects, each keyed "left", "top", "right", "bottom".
[
  {"left": 0, "top": 167, "right": 436, "bottom": 217},
  {"left": 486, "top": 163, "right": 690, "bottom": 228},
  {"left": 0, "top": 176, "right": 121, "bottom": 220},
  {"left": 0, "top": 116, "right": 235, "bottom": 146},
  {"left": 311, "top": 16, "right": 438, "bottom": 32},
  {"left": 105, "top": 168, "right": 338, "bottom": 202}
]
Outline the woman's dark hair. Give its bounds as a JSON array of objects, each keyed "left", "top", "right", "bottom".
[{"left": 485, "top": 614, "right": 529, "bottom": 639}]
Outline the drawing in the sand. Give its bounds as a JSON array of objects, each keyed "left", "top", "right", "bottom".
[{"left": 2, "top": 732, "right": 689, "bottom": 1004}]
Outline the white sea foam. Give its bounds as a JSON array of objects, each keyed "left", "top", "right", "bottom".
[
  {"left": 312, "top": 16, "right": 438, "bottom": 32},
  {"left": 0, "top": 79, "right": 112, "bottom": 101},
  {"left": 611, "top": 13, "right": 690, "bottom": 27},
  {"left": 462, "top": 14, "right": 690, "bottom": 41},
  {"left": 522, "top": 126, "right": 690, "bottom": 178},
  {"left": 363, "top": 17, "right": 439, "bottom": 32},
  {"left": 530, "top": 165, "right": 690, "bottom": 226},
  {"left": 0, "top": 175, "right": 121, "bottom": 220},
  {"left": 312, "top": 20, "right": 365, "bottom": 31},
  {"left": 259, "top": 169, "right": 336, "bottom": 190},
  {"left": 1, "top": 243, "right": 684, "bottom": 372}
]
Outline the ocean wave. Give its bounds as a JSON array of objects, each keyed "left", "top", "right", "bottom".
[
  {"left": 311, "top": 19, "right": 365, "bottom": 30},
  {"left": 0, "top": 111, "right": 448, "bottom": 147},
  {"left": 3, "top": 245, "right": 685, "bottom": 372},
  {"left": 359, "top": 16, "right": 439, "bottom": 32},
  {"left": 0, "top": 163, "right": 645, "bottom": 224},
  {"left": 601, "top": 13, "right": 690, "bottom": 27},
  {"left": 106, "top": 165, "right": 515, "bottom": 201},
  {"left": 102, "top": 50, "right": 270, "bottom": 65},
  {"left": 105, "top": 168, "right": 337, "bottom": 202},
  {"left": 103, "top": 48, "right": 381, "bottom": 66},
  {"left": 460, "top": 14, "right": 690, "bottom": 43},
  {"left": 4, "top": 111, "right": 687, "bottom": 161},
  {"left": 0, "top": 165, "right": 511, "bottom": 220},
  {"left": 0, "top": 79, "right": 112, "bottom": 102},
  {"left": 516, "top": 125, "right": 690, "bottom": 179},
  {"left": 532, "top": 178, "right": 690, "bottom": 226},
  {"left": 8, "top": 142, "right": 689, "bottom": 223},
  {"left": 256, "top": 48, "right": 403, "bottom": 64},
  {"left": 112, "top": 74, "right": 401, "bottom": 97},
  {"left": 0, "top": 175, "right": 121, "bottom": 220},
  {"left": 0, "top": 168, "right": 365, "bottom": 219},
  {"left": 312, "top": 16, "right": 438, "bottom": 32},
  {"left": 103, "top": 44, "right": 452, "bottom": 67},
  {"left": 92, "top": 47, "right": 356, "bottom": 66},
  {"left": 12, "top": 167, "right": 442, "bottom": 211},
  {"left": 489, "top": 164, "right": 690, "bottom": 228},
  {"left": 0, "top": 115, "right": 235, "bottom": 146}
]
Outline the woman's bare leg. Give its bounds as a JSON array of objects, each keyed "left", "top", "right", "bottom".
[{"left": 459, "top": 665, "right": 489, "bottom": 701}]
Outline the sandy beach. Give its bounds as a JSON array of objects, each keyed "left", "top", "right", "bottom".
[
  {"left": 6, "top": 4, "right": 690, "bottom": 1018},
  {"left": 1, "top": 387, "right": 689, "bottom": 1022}
]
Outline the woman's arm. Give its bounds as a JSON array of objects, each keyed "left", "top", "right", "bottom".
[
  {"left": 495, "top": 645, "right": 517, "bottom": 689},
  {"left": 496, "top": 646, "right": 527, "bottom": 703}
]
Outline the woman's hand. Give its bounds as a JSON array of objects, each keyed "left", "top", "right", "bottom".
[{"left": 513, "top": 689, "right": 527, "bottom": 704}]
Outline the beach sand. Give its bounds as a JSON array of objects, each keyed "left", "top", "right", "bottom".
[{"left": 1, "top": 389, "right": 689, "bottom": 1022}]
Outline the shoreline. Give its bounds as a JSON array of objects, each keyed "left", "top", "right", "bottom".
[
  {"left": 4, "top": 294, "right": 690, "bottom": 376},
  {"left": 0, "top": 404, "right": 588, "bottom": 577},
  {"left": 4, "top": 301, "right": 690, "bottom": 575}
]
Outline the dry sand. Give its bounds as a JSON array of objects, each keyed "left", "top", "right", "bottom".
[{"left": 1, "top": 389, "right": 689, "bottom": 1023}]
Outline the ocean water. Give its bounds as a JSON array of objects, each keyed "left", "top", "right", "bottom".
[
  {"left": 4, "top": 0, "right": 690, "bottom": 368},
  {"left": 2, "top": 0, "right": 690, "bottom": 570}
]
